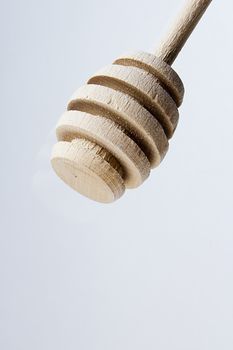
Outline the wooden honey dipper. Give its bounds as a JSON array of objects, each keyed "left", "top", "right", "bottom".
[{"left": 51, "top": 0, "right": 212, "bottom": 203}]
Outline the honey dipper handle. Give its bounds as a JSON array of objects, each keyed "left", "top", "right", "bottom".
[{"left": 155, "top": 0, "right": 212, "bottom": 65}]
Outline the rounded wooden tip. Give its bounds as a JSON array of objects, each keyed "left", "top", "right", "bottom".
[
  {"left": 51, "top": 139, "right": 125, "bottom": 203},
  {"left": 51, "top": 51, "right": 184, "bottom": 202}
]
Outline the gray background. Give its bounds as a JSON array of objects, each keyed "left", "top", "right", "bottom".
[{"left": 1, "top": 0, "right": 233, "bottom": 349}]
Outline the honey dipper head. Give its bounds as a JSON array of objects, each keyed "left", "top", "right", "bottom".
[{"left": 51, "top": 51, "right": 184, "bottom": 203}]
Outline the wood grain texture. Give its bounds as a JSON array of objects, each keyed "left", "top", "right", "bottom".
[
  {"left": 51, "top": 139, "right": 125, "bottom": 203},
  {"left": 67, "top": 84, "right": 169, "bottom": 168},
  {"left": 56, "top": 111, "right": 150, "bottom": 188},
  {"left": 155, "top": 0, "right": 212, "bottom": 65},
  {"left": 88, "top": 65, "right": 179, "bottom": 139},
  {"left": 51, "top": 0, "right": 212, "bottom": 202},
  {"left": 114, "top": 51, "right": 184, "bottom": 106},
  {"left": 51, "top": 52, "right": 181, "bottom": 202}
]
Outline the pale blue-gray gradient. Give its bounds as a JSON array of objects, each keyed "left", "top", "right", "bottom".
[{"left": 1, "top": 0, "right": 233, "bottom": 349}]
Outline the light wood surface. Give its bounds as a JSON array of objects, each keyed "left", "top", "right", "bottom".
[
  {"left": 114, "top": 51, "right": 184, "bottom": 106},
  {"left": 155, "top": 0, "right": 212, "bottom": 65},
  {"left": 51, "top": 0, "right": 212, "bottom": 203},
  {"left": 88, "top": 64, "right": 179, "bottom": 139},
  {"left": 51, "top": 139, "right": 125, "bottom": 203},
  {"left": 56, "top": 111, "right": 150, "bottom": 188},
  {"left": 67, "top": 84, "right": 169, "bottom": 168}
]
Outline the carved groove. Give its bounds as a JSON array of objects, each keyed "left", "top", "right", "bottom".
[{"left": 51, "top": 51, "right": 184, "bottom": 202}]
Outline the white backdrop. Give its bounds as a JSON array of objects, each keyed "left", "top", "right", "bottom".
[{"left": 1, "top": 0, "right": 233, "bottom": 349}]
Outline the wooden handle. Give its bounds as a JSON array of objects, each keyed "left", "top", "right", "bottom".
[{"left": 155, "top": 0, "right": 212, "bottom": 65}]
